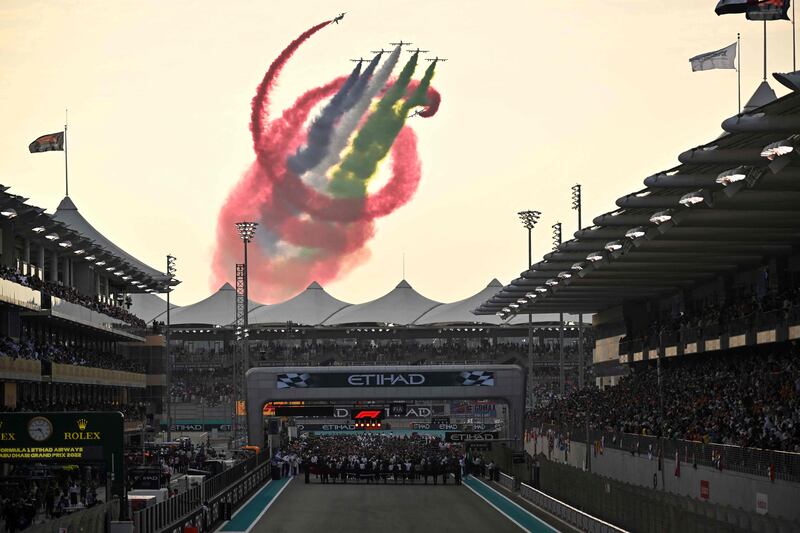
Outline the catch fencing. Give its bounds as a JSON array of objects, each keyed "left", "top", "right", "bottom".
[{"left": 133, "top": 452, "right": 268, "bottom": 533}]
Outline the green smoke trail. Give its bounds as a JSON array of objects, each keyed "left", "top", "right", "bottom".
[{"left": 328, "top": 54, "right": 425, "bottom": 198}]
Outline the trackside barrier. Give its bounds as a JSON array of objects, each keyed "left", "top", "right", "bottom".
[
  {"left": 133, "top": 452, "right": 267, "bottom": 533},
  {"left": 520, "top": 482, "right": 628, "bottom": 533},
  {"left": 498, "top": 472, "right": 517, "bottom": 492}
]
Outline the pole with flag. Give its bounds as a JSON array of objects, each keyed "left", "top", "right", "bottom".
[
  {"left": 28, "top": 112, "right": 69, "bottom": 196},
  {"left": 689, "top": 40, "right": 739, "bottom": 112},
  {"left": 64, "top": 110, "right": 69, "bottom": 197},
  {"left": 739, "top": 33, "right": 742, "bottom": 113}
]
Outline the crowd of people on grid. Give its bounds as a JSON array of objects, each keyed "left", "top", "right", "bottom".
[
  {"left": 0, "top": 466, "right": 103, "bottom": 532},
  {"left": 277, "top": 434, "right": 500, "bottom": 485},
  {"left": 0, "top": 265, "right": 145, "bottom": 329},
  {"left": 529, "top": 346, "right": 800, "bottom": 452},
  {"left": 0, "top": 336, "right": 145, "bottom": 373}
]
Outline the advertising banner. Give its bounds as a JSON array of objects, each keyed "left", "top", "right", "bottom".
[{"left": 276, "top": 370, "right": 494, "bottom": 389}]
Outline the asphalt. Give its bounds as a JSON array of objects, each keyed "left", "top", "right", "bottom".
[{"left": 249, "top": 479, "right": 526, "bottom": 533}]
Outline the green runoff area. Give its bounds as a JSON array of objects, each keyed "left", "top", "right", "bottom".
[{"left": 0, "top": 412, "right": 125, "bottom": 501}]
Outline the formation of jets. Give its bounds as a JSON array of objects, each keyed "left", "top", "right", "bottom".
[
  {"left": 390, "top": 40, "right": 412, "bottom": 47},
  {"left": 333, "top": 12, "right": 346, "bottom": 24},
  {"left": 426, "top": 56, "right": 448, "bottom": 63},
  {"left": 333, "top": 26, "right": 446, "bottom": 69},
  {"left": 370, "top": 48, "right": 392, "bottom": 54},
  {"left": 406, "top": 48, "right": 429, "bottom": 55},
  {"left": 350, "top": 57, "right": 368, "bottom": 65}
]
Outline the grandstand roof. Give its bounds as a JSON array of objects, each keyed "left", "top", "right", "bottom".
[
  {"left": 129, "top": 292, "right": 179, "bottom": 324},
  {"left": 323, "top": 280, "right": 442, "bottom": 326},
  {"left": 476, "top": 82, "right": 800, "bottom": 316},
  {"left": 169, "top": 283, "right": 264, "bottom": 326},
  {"left": 249, "top": 281, "right": 349, "bottom": 326}
]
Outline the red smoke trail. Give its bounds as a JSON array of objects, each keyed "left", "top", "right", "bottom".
[{"left": 211, "top": 22, "right": 441, "bottom": 302}]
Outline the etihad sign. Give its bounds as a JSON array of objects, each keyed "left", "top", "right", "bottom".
[
  {"left": 346, "top": 373, "right": 425, "bottom": 386},
  {"left": 64, "top": 418, "right": 100, "bottom": 441}
]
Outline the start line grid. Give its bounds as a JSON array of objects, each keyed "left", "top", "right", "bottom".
[{"left": 216, "top": 475, "right": 557, "bottom": 533}]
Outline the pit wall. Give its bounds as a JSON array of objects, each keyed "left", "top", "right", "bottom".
[{"left": 526, "top": 435, "right": 800, "bottom": 526}]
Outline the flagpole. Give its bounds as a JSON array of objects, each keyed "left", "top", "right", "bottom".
[
  {"left": 763, "top": 20, "right": 768, "bottom": 81},
  {"left": 64, "top": 109, "right": 69, "bottom": 197},
  {"left": 793, "top": 0, "right": 796, "bottom": 71},
  {"left": 738, "top": 33, "right": 742, "bottom": 114}
]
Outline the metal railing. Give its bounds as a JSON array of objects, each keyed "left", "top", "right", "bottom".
[
  {"left": 498, "top": 471, "right": 516, "bottom": 491},
  {"left": 535, "top": 424, "right": 800, "bottom": 482},
  {"left": 520, "top": 482, "right": 628, "bottom": 533},
  {"left": 133, "top": 451, "right": 267, "bottom": 533}
]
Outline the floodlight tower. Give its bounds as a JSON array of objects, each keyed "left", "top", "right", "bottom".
[
  {"left": 235, "top": 222, "right": 257, "bottom": 441},
  {"left": 571, "top": 184, "right": 585, "bottom": 390},
  {"left": 165, "top": 254, "right": 176, "bottom": 442},
  {"left": 552, "top": 223, "right": 565, "bottom": 396},
  {"left": 517, "top": 210, "right": 541, "bottom": 408}
]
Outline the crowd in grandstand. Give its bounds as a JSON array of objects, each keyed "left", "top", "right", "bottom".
[
  {"left": 627, "top": 287, "right": 800, "bottom": 347},
  {"left": 0, "top": 401, "right": 145, "bottom": 421},
  {"left": 529, "top": 346, "right": 800, "bottom": 452},
  {"left": 170, "top": 368, "right": 233, "bottom": 405},
  {"left": 0, "top": 265, "right": 146, "bottom": 329},
  {"left": 282, "top": 434, "right": 475, "bottom": 484},
  {"left": 0, "top": 337, "right": 145, "bottom": 373}
]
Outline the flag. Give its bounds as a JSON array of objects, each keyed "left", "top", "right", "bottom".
[
  {"left": 747, "top": 0, "right": 790, "bottom": 19},
  {"left": 29, "top": 131, "right": 64, "bottom": 153},
  {"left": 715, "top": 0, "right": 790, "bottom": 19},
  {"left": 690, "top": 42, "right": 737, "bottom": 72}
]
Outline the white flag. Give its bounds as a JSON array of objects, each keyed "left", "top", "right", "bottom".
[{"left": 689, "top": 42, "right": 737, "bottom": 72}]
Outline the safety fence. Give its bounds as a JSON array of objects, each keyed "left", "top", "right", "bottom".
[
  {"left": 534, "top": 424, "right": 800, "bottom": 482},
  {"left": 519, "top": 482, "right": 628, "bottom": 533},
  {"left": 133, "top": 452, "right": 268, "bottom": 533},
  {"left": 27, "top": 499, "right": 119, "bottom": 533},
  {"left": 498, "top": 471, "right": 516, "bottom": 491}
]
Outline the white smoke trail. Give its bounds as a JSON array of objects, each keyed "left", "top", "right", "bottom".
[{"left": 303, "top": 45, "right": 402, "bottom": 189}]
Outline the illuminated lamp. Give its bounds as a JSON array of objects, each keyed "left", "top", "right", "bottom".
[
  {"left": 649, "top": 210, "right": 672, "bottom": 225},
  {"left": 604, "top": 240, "right": 623, "bottom": 252},
  {"left": 586, "top": 251, "right": 604, "bottom": 262},
  {"left": 715, "top": 167, "right": 747, "bottom": 186},
  {"left": 625, "top": 226, "right": 646, "bottom": 239}
]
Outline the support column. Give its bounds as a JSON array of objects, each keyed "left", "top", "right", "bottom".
[
  {"left": 37, "top": 246, "right": 45, "bottom": 280},
  {"left": 50, "top": 252, "right": 58, "bottom": 283},
  {"left": 23, "top": 239, "right": 31, "bottom": 276}
]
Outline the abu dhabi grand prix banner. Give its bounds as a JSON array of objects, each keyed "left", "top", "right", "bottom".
[{"left": 276, "top": 370, "right": 494, "bottom": 389}]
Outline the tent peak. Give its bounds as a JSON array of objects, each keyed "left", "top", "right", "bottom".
[
  {"left": 395, "top": 279, "right": 412, "bottom": 289},
  {"left": 56, "top": 196, "right": 78, "bottom": 211},
  {"left": 307, "top": 281, "right": 323, "bottom": 290},
  {"left": 218, "top": 282, "right": 234, "bottom": 291},
  {"left": 487, "top": 278, "right": 503, "bottom": 288}
]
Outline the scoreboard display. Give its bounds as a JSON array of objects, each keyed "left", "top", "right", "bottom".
[{"left": 351, "top": 408, "right": 384, "bottom": 429}]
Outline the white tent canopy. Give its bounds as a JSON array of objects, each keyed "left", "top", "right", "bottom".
[
  {"left": 414, "top": 279, "right": 508, "bottom": 325},
  {"left": 169, "top": 283, "right": 264, "bottom": 326},
  {"left": 323, "top": 280, "right": 441, "bottom": 326},
  {"left": 249, "top": 282, "right": 349, "bottom": 326},
  {"left": 129, "top": 293, "right": 178, "bottom": 324}
]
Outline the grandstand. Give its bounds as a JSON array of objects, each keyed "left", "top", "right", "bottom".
[{"left": 474, "top": 82, "right": 800, "bottom": 529}]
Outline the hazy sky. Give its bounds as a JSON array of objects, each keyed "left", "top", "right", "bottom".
[{"left": 0, "top": 1, "right": 796, "bottom": 306}]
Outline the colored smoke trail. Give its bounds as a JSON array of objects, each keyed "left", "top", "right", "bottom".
[{"left": 211, "top": 22, "right": 442, "bottom": 302}]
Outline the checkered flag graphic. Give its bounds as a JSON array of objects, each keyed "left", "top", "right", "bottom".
[
  {"left": 460, "top": 370, "right": 494, "bottom": 386},
  {"left": 276, "top": 372, "right": 311, "bottom": 389}
]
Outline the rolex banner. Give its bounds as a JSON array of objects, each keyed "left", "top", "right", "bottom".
[
  {"left": 276, "top": 370, "right": 495, "bottom": 389},
  {"left": 28, "top": 131, "right": 64, "bottom": 153}
]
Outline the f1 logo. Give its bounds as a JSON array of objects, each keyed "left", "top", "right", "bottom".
[{"left": 353, "top": 410, "right": 382, "bottom": 419}]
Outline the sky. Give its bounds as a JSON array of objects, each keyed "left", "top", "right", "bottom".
[{"left": 0, "top": 0, "right": 797, "bottom": 306}]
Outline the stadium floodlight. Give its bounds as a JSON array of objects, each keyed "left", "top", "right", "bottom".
[
  {"left": 235, "top": 221, "right": 258, "bottom": 243},
  {"left": 73, "top": 249, "right": 85, "bottom": 255},
  {"left": 534, "top": 286, "right": 548, "bottom": 293},
  {"left": 545, "top": 278, "right": 559, "bottom": 286},
  {"left": 95, "top": 260, "right": 106, "bottom": 266},
  {"left": 58, "top": 241, "right": 72, "bottom": 248},
  {"left": 571, "top": 262, "right": 585, "bottom": 271},
  {"left": 557, "top": 271, "right": 572, "bottom": 279},
  {"left": 1, "top": 208, "right": 17, "bottom": 218},
  {"left": 517, "top": 210, "right": 541, "bottom": 230},
  {"left": 649, "top": 210, "right": 673, "bottom": 225},
  {"left": 625, "top": 226, "right": 647, "bottom": 239},
  {"left": 525, "top": 292, "right": 537, "bottom": 298},
  {"left": 551, "top": 223, "right": 562, "bottom": 251},
  {"left": 45, "top": 233, "right": 59, "bottom": 241},
  {"left": 679, "top": 190, "right": 707, "bottom": 207},
  {"left": 509, "top": 303, "right": 519, "bottom": 308},
  {"left": 715, "top": 166, "right": 748, "bottom": 186},
  {"left": 84, "top": 255, "right": 96, "bottom": 261},
  {"left": 586, "top": 251, "right": 604, "bottom": 262},
  {"left": 167, "top": 254, "right": 177, "bottom": 277},
  {"left": 32, "top": 226, "right": 46, "bottom": 233},
  {"left": 604, "top": 240, "right": 623, "bottom": 252},
  {"left": 760, "top": 138, "right": 795, "bottom": 160}
]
